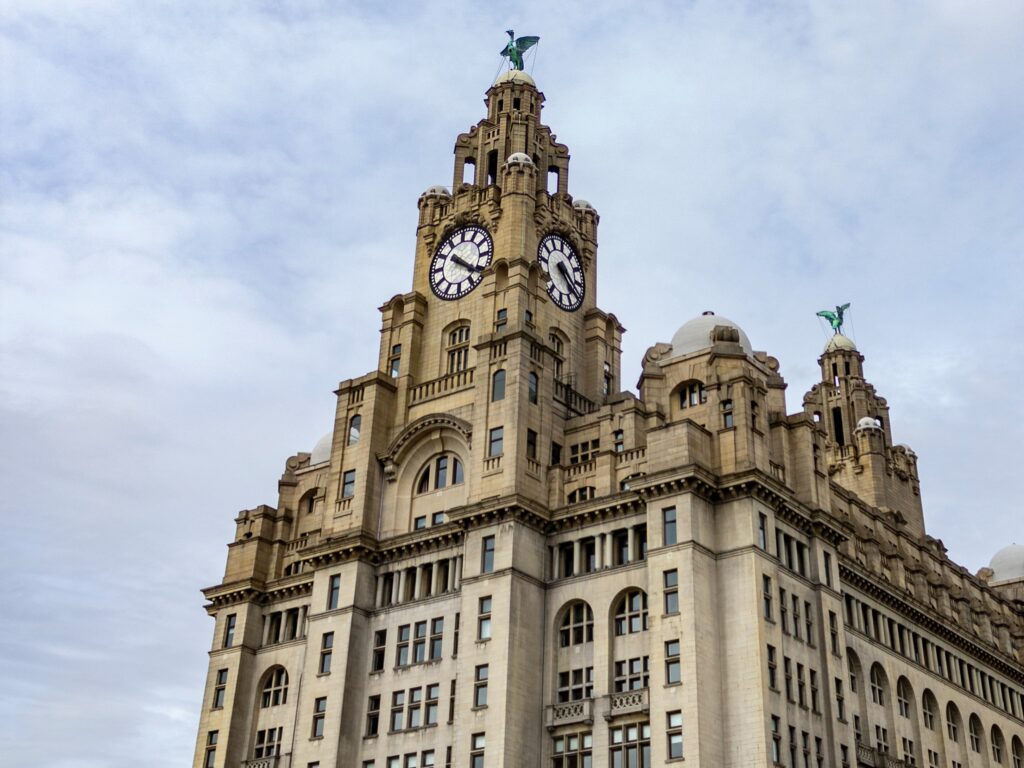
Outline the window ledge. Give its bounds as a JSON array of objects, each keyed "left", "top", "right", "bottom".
[
  {"left": 664, "top": 681, "right": 682, "bottom": 688},
  {"left": 309, "top": 736, "right": 324, "bottom": 742}
]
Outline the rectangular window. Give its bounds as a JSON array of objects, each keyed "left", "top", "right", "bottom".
[
  {"left": 526, "top": 428, "right": 537, "bottom": 460},
  {"left": 327, "top": 574, "right": 341, "bottom": 609},
  {"left": 792, "top": 595, "right": 801, "bottom": 640},
  {"left": 613, "top": 429, "right": 624, "bottom": 452},
  {"left": 319, "top": 632, "right": 334, "bottom": 674},
  {"left": 371, "top": 629, "right": 386, "bottom": 672},
  {"left": 551, "top": 441, "right": 562, "bottom": 466},
  {"left": 366, "top": 694, "right": 381, "bottom": 736},
  {"left": 780, "top": 588, "right": 789, "bottom": 633},
  {"left": 667, "top": 711, "right": 683, "bottom": 759},
  {"left": 758, "top": 512, "right": 768, "bottom": 549},
  {"left": 823, "top": 551, "right": 833, "bottom": 587},
  {"left": 805, "top": 600, "right": 814, "bottom": 645},
  {"left": 223, "top": 614, "right": 236, "bottom": 648},
  {"left": 836, "top": 677, "right": 845, "bottom": 720},
  {"left": 478, "top": 596, "right": 492, "bottom": 640},
  {"left": 609, "top": 722, "right": 651, "bottom": 768},
  {"left": 408, "top": 687, "right": 423, "bottom": 729},
  {"left": 763, "top": 576, "right": 773, "bottom": 620},
  {"left": 797, "top": 662, "right": 806, "bottom": 706},
  {"left": 254, "top": 727, "right": 283, "bottom": 758},
  {"left": 396, "top": 624, "right": 411, "bottom": 667},
  {"left": 311, "top": 696, "right": 327, "bottom": 738},
  {"left": 474, "top": 664, "right": 489, "bottom": 707},
  {"left": 663, "top": 569, "right": 679, "bottom": 614},
  {"left": 342, "top": 469, "right": 356, "bottom": 498},
  {"left": 212, "top": 669, "right": 228, "bottom": 708},
  {"left": 204, "top": 731, "right": 217, "bottom": 768},
  {"left": 389, "top": 344, "right": 402, "bottom": 377},
  {"left": 721, "top": 399, "right": 734, "bottom": 428},
  {"left": 471, "top": 733, "right": 485, "bottom": 768},
  {"left": 390, "top": 690, "right": 406, "bottom": 731},
  {"left": 428, "top": 617, "right": 444, "bottom": 659},
  {"left": 767, "top": 645, "right": 777, "bottom": 689},
  {"left": 830, "top": 611, "right": 839, "bottom": 655},
  {"left": 663, "top": 506, "right": 677, "bottom": 545},
  {"left": 771, "top": 716, "right": 781, "bottom": 764},
  {"left": 495, "top": 308, "right": 507, "bottom": 332},
  {"left": 552, "top": 731, "right": 593, "bottom": 767},
  {"left": 425, "top": 683, "right": 440, "bottom": 726},
  {"left": 481, "top": 535, "right": 496, "bottom": 573},
  {"left": 557, "top": 667, "right": 594, "bottom": 702},
  {"left": 613, "top": 656, "right": 649, "bottom": 692},
  {"left": 413, "top": 621, "right": 427, "bottom": 663},
  {"left": 810, "top": 669, "right": 819, "bottom": 712},
  {"left": 784, "top": 657, "right": 793, "bottom": 701},
  {"left": 665, "top": 640, "right": 681, "bottom": 684},
  {"left": 488, "top": 427, "right": 503, "bottom": 457}
]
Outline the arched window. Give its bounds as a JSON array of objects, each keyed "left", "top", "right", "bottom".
[
  {"left": 462, "top": 157, "right": 476, "bottom": 185},
  {"left": 969, "top": 714, "right": 983, "bottom": 753},
  {"left": 528, "top": 371, "right": 538, "bottom": 404},
  {"left": 491, "top": 369, "right": 506, "bottom": 401},
  {"left": 549, "top": 332, "right": 566, "bottom": 381},
  {"left": 348, "top": 414, "right": 362, "bottom": 445},
  {"left": 896, "top": 678, "right": 912, "bottom": 718},
  {"left": 869, "top": 664, "right": 886, "bottom": 705},
  {"left": 1011, "top": 735, "right": 1022, "bottom": 768},
  {"left": 922, "top": 690, "right": 938, "bottom": 730},
  {"left": 614, "top": 590, "right": 648, "bottom": 635},
  {"left": 558, "top": 601, "right": 594, "bottom": 647},
  {"left": 567, "top": 486, "right": 595, "bottom": 504},
  {"left": 677, "top": 380, "right": 707, "bottom": 409},
  {"left": 446, "top": 324, "right": 471, "bottom": 373},
  {"left": 992, "top": 725, "right": 1006, "bottom": 764},
  {"left": 946, "top": 702, "right": 961, "bottom": 743},
  {"left": 415, "top": 454, "right": 465, "bottom": 496},
  {"left": 261, "top": 667, "right": 288, "bottom": 708}
]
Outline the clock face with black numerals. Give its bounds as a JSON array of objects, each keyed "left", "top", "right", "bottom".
[
  {"left": 538, "top": 234, "right": 585, "bottom": 311},
  {"left": 429, "top": 225, "right": 493, "bottom": 300}
]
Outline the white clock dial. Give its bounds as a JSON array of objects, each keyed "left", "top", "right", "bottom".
[
  {"left": 538, "top": 234, "right": 584, "bottom": 311},
  {"left": 429, "top": 226, "right": 493, "bottom": 300}
]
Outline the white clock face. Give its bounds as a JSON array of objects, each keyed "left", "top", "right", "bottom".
[
  {"left": 430, "top": 225, "right": 493, "bottom": 300},
  {"left": 538, "top": 234, "right": 584, "bottom": 311}
]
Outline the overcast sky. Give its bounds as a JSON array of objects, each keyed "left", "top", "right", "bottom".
[{"left": 3, "top": 2, "right": 1023, "bottom": 766}]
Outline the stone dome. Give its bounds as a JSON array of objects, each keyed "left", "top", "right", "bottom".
[
  {"left": 989, "top": 543, "right": 1024, "bottom": 582},
  {"left": 856, "top": 416, "right": 882, "bottom": 431},
  {"left": 824, "top": 333, "right": 857, "bottom": 353},
  {"left": 493, "top": 70, "right": 535, "bottom": 87},
  {"left": 421, "top": 185, "right": 451, "bottom": 197},
  {"left": 506, "top": 152, "right": 533, "bottom": 165},
  {"left": 573, "top": 199, "right": 595, "bottom": 210},
  {"left": 668, "top": 312, "right": 752, "bottom": 358},
  {"left": 310, "top": 432, "right": 332, "bottom": 465}
]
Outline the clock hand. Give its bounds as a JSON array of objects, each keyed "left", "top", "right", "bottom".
[
  {"left": 450, "top": 254, "right": 482, "bottom": 272},
  {"left": 556, "top": 261, "right": 572, "bottom": 286}
]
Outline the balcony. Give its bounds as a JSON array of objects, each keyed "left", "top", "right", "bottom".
[
  {"left": 604, "top": 688, "right": 649, "bottom": 720},
  {"left": 409, "top": 368, "right": 474, "bottom": 405},
  {"left": 553, "top": 379, "right": 597, "bottom": 416},
  {"left": 241, "top": 755, "right": 290, "bottom": 768},
  {"left": 856, "top": 744, "right": 904, "bottom": 768},
  {"left": 546, "top": 699, "right": 594, "bottom": 730}
]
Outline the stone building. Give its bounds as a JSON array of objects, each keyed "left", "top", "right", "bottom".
[{"left": 192, "top": 70, "right": 1024, "bottom": 768}]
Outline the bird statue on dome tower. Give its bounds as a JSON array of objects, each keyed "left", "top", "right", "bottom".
[
  {"left": 500, "top": 29, "right": 540, "bottom": 71},
  {"left": 816, "top": 303, "right": 851, "bottom": 334}
]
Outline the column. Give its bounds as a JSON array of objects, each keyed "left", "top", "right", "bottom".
[
  {"left": 596, "top": 534, "right": 604, "bottom": 570},
  {"left": 453, "top": 556, "right": 463, "bottom": 591},
  {"left": 627, "top": 527, "right": 635, "bottom": 564},
  {"left": 392, "top": 571, "right": 403, "bottom": 605},
  {"left": 375, "top": 575, "right": 385, "bottom": 607},
  {"left": 299, "top": 606, "right": 308, "bottom": 638},
  {"left": 261, "top": 614, "right": 271, "bottom": 647},
  {"left": 572, "top": 540, "right": 582, "bottom": 576},
  {"left": 603, "top": 533, "right": 613, "bottom": 569}
]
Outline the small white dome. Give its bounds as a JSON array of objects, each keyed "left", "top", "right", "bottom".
[
  {"left": 493, "top": 70, "right": 535, "bottom": 87},
  {"left": 422, "top": 185, "right": 451, "bottom": 197},
  {"left": 668, "top": 312, "right": 752, "bottom": 358},
  {"left": 989, "top": 543, "right": 1024, "bottom": 582},
  {"left": 824, "top": 333, "right": 857, "bottom": 353},
  {"left": 573, "top": 199, "right": 594, "bottom": 210},
  {"left": 856, "top": 417, "right": 882, "bottom": 431},
  {"left": 506, "top": 152, "right": 533, "bottom": 165},
  {"left": 310, "top": 432, "right": 332, "bottom": 465}
]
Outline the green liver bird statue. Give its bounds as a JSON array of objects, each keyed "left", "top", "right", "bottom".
[
  {"left": 816, "top": 303, "right": 851, "bottom": 334},
  {"left": 501, "top": 30, "right": 540, "bottom": 71}
]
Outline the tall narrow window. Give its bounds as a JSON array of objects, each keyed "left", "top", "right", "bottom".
[
  {"left": 495, "top": 308, "right": 507, "bottom": 332},
  {"left": 203, "top": 731, "right": 218, "bottom": 768},
  {"left": 366, "top": 695, "right": 381, "bottom": 736},
  {"left": 767, "top": 645, "right": 777, "bottom": 689},
  {"left": 763, "top": 576, "right": 773, "bottom": 620},
  {"left": 835, "top": 678, "right": 846, "bottom": 720},
  {"left": 663, "top": 507, "right": 677, "bottom": 545},
  {"left": 614, "top": 590, "right": 648, "bottom": 635},
  {"left": 665, "top": 640, "right": 681, "bottom": 684},
  {"left": 470, "top": 734, "right": 485, "bottom": 768},
  {"left": 389, "top": 344, "right": 402, "bottom": 377},
  {"left": 327, "top": 574, "right": 341, "bottom": 610},
  {"left": 613, "top": 430, "right": 624, "bottom": 452},
  {"left": 425, "top": 684, "right": 440, "bottom": 726},
  {"left": 823, "top": 551, "right": 833, "bottom": 587},
  {"left": 667, "top": 712, "right": 684, "bottom": 759},
  {"left": 526, "top": 429, "right": 538, "bottom": 460},
  {"left": 342, "top": 469, "right": 356, "bottom": 498},
  {"left": 481, "top": 535, "right": 496, "bottom": 573},
  {"left": 319, "top": 632, "right": 334, "bottom": 674},
  {"left": 371, "top": 629, "right": 386, "bottom": 672},
  {"left": 491, "top": 369, "right": 505, "bottom": 401},
  {"left": 663, "top": 570, "right": 679, "bottom": 614},
  {"left": 474, "top": 665, "right": 489, "bottom": 707},
  {"left": 311, "top": 697, "right": 327, "bottom": 738},
  {"left": 396, "top": 624, "right": 411, "bottom": 667},
  {"left": 559, "top": 602, "right": 594, "bottom": 646},
  {"left": 758, "top": 513, "right": 768, "bottom": 549},
  {"left": 478, "top": 596, "right": 492, "bottom": 640},
  {"left": 348, "top": 414, "right": 362, "bottom": 444},
  {"left": 488, "top": 427, "right": 503, "bottom": 457},
  {"left": 261, "top": 668, "right": 288, "bottom": 708},
  {"left": 722, "top": 399, "right": 734, "bottom": 428},
  {"left": 223, "top": 614, "right": 236, "bottom": 648},
  {"left": 528, "top": 371, "right": 538, "bottom": 403},
  {"left": 446, "top": 325, "right": 470, "bottom": 373},
  {"left": 549, "top": 333, "right": 564, "bottom": 380},
  {"left": 602, "top": 362, "right": 613, "bottom": 395},
  {"left": 429, "top": 618, "right": 444, "bottom": 660},
  {"left": 212, "top": 669, "right": 228, "bottom": 708}
]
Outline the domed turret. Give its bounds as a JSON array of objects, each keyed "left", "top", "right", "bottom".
[
  {"left": 989, "top": 543, "right": 1024, "bottom": 583},
  {"left": 825, "top": 333, "right": 857, "bottom": 353},
  {"left": 310, "top": 432, "right": 332, "bottom": 465},
  {"left": 668, "top": 311, "right": 752, "bottom": 358},
  {"left": 855, "top": 416, "right": 882, "bottom": 432},
  {"left": 506, "top": 152, "right": 533, "bottom": 165},
  {"left": 493, "top": 69, "right": 535, "bottom": 87}
]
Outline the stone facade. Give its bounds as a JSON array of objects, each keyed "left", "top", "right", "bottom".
[{"left": 192, "top": 71, "right": 1024, "bottom": 768}]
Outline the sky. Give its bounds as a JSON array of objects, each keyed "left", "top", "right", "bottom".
[{"left": 2, "top": 2, "right": 1023, "bottom": 766}]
